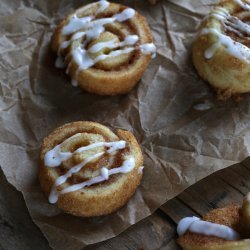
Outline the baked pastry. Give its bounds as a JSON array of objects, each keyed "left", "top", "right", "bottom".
[
  {"left": 39, "top": 121, "right": 144, "bottom": 217},
  {"left": 177, "top": 193, "right": 250, "bottom": 249},
  {"left": 52, "top": 0, "right": 156, "bottom": 95},
  {"left": 240, "top": 193, "right": 250, "bottom": 236},
  {"left": 193, "top": 0, "right": 250, "bottom": 100}
]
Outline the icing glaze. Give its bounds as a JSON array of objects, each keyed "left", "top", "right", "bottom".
[
  {"left": 60, "top": 31, "right": 86, "bottom": 51},
  {"left": 101, "top": 167, "right": 109, "bottom": 180},
  {"left": 235, "top": 0, "right": 250, "bottom": 10},
  {"left": 49, "top": 157, "right": 135, "bottom": 203},
  {"left": 138, "top": 166, "right": 144, "bottom": 174},
  {"left": 202, "top": 28, "right": 250, "bottom": 61},
  {"left": 209, "top": 7, "right": 228, "bottom": 21},
  {"left": 44, "top": 134, "right": 126, "bottom": 168},
  {"left": 177, "top": 216, "right": 200, "bottom": 236},
  {"left": 88, "top": 35, "right": 139, "bottom": 53},
  {"left": 225, "top": 15, "right": 250, "bottom": 38},
  {"left": 70, "top": 39, "right": 156, "bottom": 72},
  {"left": 140, "top": 43, "right": 157, "bottom": 58},
  {"left": 72, "top": 46, "right": 135, "bottom": 71},
  {"left": 200, "top": 5, "right": 250, "bottom": 62},
  {"left": 62, "top": 8, "right": 135, "bottom": 36},
  {"left": 55, "top": 0, "right": 156, "bottom": 86},
  {"left": 96, "top": 0, "right": 110, "bottom": 15},
  {"left": 177, "top": 216, "right": 240, "bottom": 241},
  {"left": 113, "top": 8, "right": 135, "bottom": 22},
  {"left": 49, "top": 152, "right": 104, "bottom": 203},
  {"left": 76, "top": 140, "right": 126, "bottom": 154},
  {"left": 246, "top": 192, "right": 250, "bottom": 202},
  {"left": 44, "top": 133, "right": 137, "bottom": 204},
  {"left": 59, "top": 158, "right": 135, "bottom": 194}
]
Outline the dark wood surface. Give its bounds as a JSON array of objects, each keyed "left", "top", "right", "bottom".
[{"left": 1, "top": 158, "right": 249, "bottom": 250}]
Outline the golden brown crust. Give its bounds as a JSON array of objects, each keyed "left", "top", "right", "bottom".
[
  {"left": 240, "top": 194, "right": 250, "bottom": 237},
  {"left": 178, "top": 203, "right": 250, "bottom": 250},
  {"left": 178, "top": 240, "right": 250, "bottom": 250},
  {"left": 39, "top": 121, "right": 143, "bottom": 217},
  {"left": 192, "top": 0, "right": 250, "bottom": 100},
  {"left": 51, "top": 2, "right": 154, "bottom": 96}
]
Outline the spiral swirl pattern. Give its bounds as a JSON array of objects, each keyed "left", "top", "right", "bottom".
[
  {"left": 193, "top": 0, "right": 250, "bottom": 100},
  {"left": 52, "top": 0, "right": 155, "bottom": 95},
  {"left": 39, "top": 121, "right": 143, "bottom": 217}
]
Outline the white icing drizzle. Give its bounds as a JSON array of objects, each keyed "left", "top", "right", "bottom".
[
  {"left": 44, "top": 133, "right": 137, "bottom": 204},
  {"left": 177, "top": 216, "right": 240, "bottom": 241},
  {"left": 200, "top": 5, "right": 250, "bottom": 62},
  {"left": 113, "top": 8, "right": 135, "bottom": 22},
  {"left": 44, "top": 132, "right": 82, "bottom": 167},
  {"left": 71, "top": 40, "right": 156, "bottom": 71},
  {"left": 246, "top": 192, "right": 250, "bottom": 202},
  {"left": 89, "top": 39, "right": 118, "bottom": 53},
  {"left": 48, "top": 152, "right": 104, "bottom": 203},
  {"left": 209, "top": 7, "right": 228, "bottom": 21},
  {"left": 235, "top": 0, "right": 250, "bottom": 10},
  {"left": 59, "top": 158, "right": 135, "bottom": 195},
  {"left": 60, "top": 31, "right": 86, "bottom": 51},
  {"left": 85, "top": 25, "right": 105, "bottom": 42},
  {"left": 62, "top": 8, "right": 134, "bottom": 36},
  {"left": 62, "top": 16, "right": 92, "bottom": 35},
  {"left": 75, "top": 140, "right": 126, "bottom": 154},
  {"left": 226, "top": 17, "right": 250, "bottom": 36},
  {"left": 88, "top": 35, "right": 139, "bottom": 53},
  {"left": 101, "top": 167, "right": 109, "bottom": 180},
  {"left": 138, "top": 166, "right": 144, "bottom": 174},
  {"left": 61, "top": 0, "right": 110, "bottom": 35},
  {"left": 140, "top": 43, "right": 157, "bottom": 58},
  {"left": 178, "top": 216, "right": 200, "bottom": 236},
  {"left": 202, "top": 28, "right": 250, "bottom": 61},
  {"left": 55, "top": 0, "right": 156, "bottom": 86},
  {"left": 72, "top": 46, "right": 135, "bottom": 70},
  {"left": 97, "top": 0, "right": 110, "bottom": 15},
  {"left": 44, "top": 134, "right": 126, "bottom": 168}
]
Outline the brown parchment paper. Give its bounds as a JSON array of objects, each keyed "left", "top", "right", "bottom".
[{"left": 1, "top": 0, "right": 250, "bottom": 248}]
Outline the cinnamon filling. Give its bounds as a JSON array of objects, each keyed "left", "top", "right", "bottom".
[
  {"left": 55, "top": 0, "right": 156, "bottom": 87},
  {"left": 44, "top": 130, "right": 136, "bottom": 203}
]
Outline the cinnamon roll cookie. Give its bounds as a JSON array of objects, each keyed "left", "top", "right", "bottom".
[
  {"left": 52, "top": 0, "right": 156, "bottom": 95},
  {"left": 193, "top": 0, "right": 250, "bottom": 100},
  {"left": 177, "top": 192, "right": 250, "bottom": 249},
  {"left": 39, "top": 121, "right": 143, "bottom": 217}
]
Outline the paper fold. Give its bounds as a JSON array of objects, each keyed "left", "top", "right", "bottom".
[{"left": 1, "top": 0, "right": 250, "bottom": 248}]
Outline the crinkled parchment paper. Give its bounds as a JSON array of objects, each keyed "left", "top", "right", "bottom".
[{"left": 1, "top": 0, "right": 250, "bottom": 248}]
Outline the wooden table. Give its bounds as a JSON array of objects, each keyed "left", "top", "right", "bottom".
[{"left": 1, "top": 158, "right": 250, "bottom": 250}]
